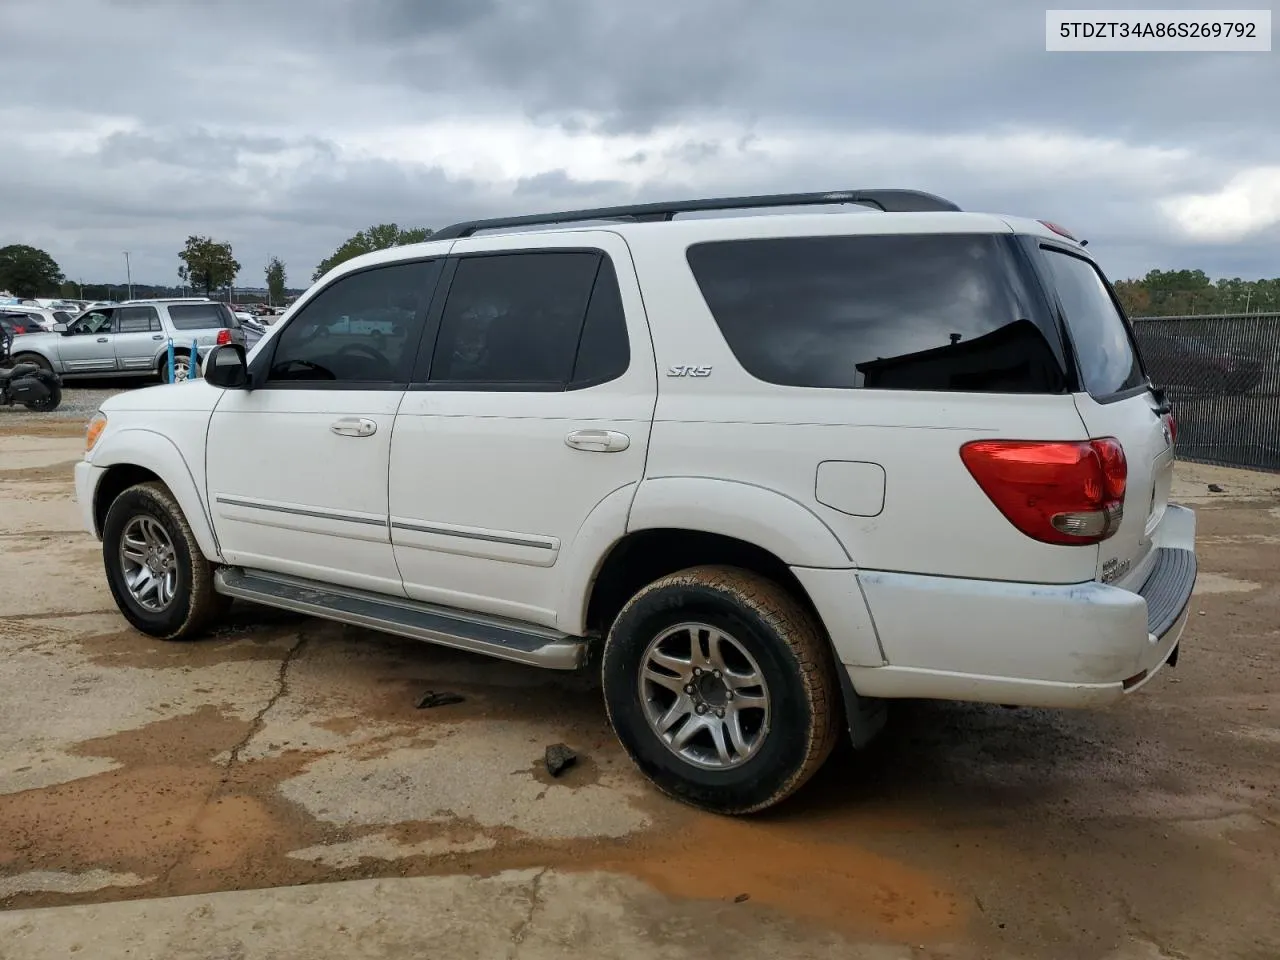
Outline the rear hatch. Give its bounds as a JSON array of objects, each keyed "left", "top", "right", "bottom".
[{"left": 1033, "top": 241, "right": 1175, "bottom": 588}]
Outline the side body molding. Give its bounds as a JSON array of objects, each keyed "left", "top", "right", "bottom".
[{"left": 90, "top": 428, "right": 222, "bottom": 561}]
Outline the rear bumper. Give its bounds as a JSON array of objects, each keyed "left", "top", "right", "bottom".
[{"left": 835, "top": 505, "right": 1197, "bottom": 709}]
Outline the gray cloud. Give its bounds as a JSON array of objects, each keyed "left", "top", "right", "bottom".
[{"left": 0, "top": 0, "right": 1277, "bottom": 288}]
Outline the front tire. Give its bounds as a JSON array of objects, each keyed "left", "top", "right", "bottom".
[
  {"left": 102, "top": 482, "right": 228, "bottom": 640},
  {"left": 601, "top": 565, "right": 841, "bottom": 815}
]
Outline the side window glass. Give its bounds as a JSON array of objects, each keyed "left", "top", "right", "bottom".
[
  {"left": 267, "top": 260, "right": 440, "bottom": 384},
  {"left": 428, "top": 252, "right": 600, "bottom": 387},
  {"left": 569, "top": 256, "right": 630, "bottom": 388},
  {"left": 116, "top": 306, "right": 159, "bottom": 334},
  {"left": 76, "top": 311, "right": 114, "bottom": 335}
]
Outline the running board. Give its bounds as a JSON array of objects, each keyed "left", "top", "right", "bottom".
[{"left": 213, "top": 567, "right": 589, "bottom": 671}]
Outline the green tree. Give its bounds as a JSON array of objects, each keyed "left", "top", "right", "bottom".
[
  {"left": 0, "top": 244, "right": 65, "bottom": 298},
  {"left": 313, "top": 223, "right": 433, "bottom": 281},
  {"left": 177, "top": 236, "right": 240, "bottom": 296},
  {"left": 264, "top": 256, "right": 287, "bottom": 304}
]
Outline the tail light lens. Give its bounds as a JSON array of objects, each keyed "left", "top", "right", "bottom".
[
  {"left": 216, "top": 329, "right": 232, "bottom": 345},
  {"left": 960, "top": 438, "right": 1127, "bottom": 545},
  {"left": 1165, "top": 413, "right": 1177, "bottom": 445}
]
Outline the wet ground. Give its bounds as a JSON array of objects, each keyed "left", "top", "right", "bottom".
[{"left": 1, "top": 417, "right": 1278, "bottom": 959}]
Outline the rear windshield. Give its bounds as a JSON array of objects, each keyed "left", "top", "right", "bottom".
[
  {"left": 686, "top": 233, "right": 1069, "bottom": 393},
  {"left": 1038, "top": 247, "right": 1145, "bottom": 398},
  {"left": 167, "top": 303, "right": 236, "bottom": 330}
]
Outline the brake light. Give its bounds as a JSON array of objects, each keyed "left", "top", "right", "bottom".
[
  {"left": 1037, "top": 219, "right": 1079, "bottom": 242},
  {"left": 216, "top": 329, "right": 232, "bottom": 345},
  {"left": 960, "top": 438, "right": 1127, "bottom": 545},
  {"left": 1165, "top": 413, "right": 1177, "bottom": 445}
]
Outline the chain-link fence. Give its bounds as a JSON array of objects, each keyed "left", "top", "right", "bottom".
[{"left": 1131, "top": 313, "right": 1280, "bottom": 472}]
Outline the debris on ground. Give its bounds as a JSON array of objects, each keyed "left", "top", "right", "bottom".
[
  {"left": 415, "top": 690, "right": 465, "bottom": 709},
  {"left": 544, "top": 743, "right": 577, "bottom": 777},
  {"left": 1208, "top": 483, "right": 1225, "bottom": 492},
  {"left": 734, "top": 893, "right": 751, "bottom": 903}
]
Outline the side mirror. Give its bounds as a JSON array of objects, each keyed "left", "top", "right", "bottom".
[
  {"left": 53, "top": 322, "right": 68, "bottom": 333},
  {"left": 204, "top": 343, "right": 249, "bottom": 389}
]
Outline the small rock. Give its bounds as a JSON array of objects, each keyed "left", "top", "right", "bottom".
[
  {"left": 415, "top": 690, "right": 465, "bottom": 709},
  {"left": 1207, "top": 483, "right": 1224, "bottom": 493},
  {"left": 734, "top": 893, "right": 750, "bottom": 904},
  {"left": 545, "top": 743, "right": 577, "bottom": 777}
]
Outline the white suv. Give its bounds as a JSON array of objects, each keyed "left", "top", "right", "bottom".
[{"left": 74, "top": 190, "right": 1197, "bottom": 814}]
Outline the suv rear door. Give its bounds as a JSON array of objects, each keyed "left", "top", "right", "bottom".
[
  {"left": 1034, "top": 242, "right": 1175, "bottom": 588},
  {"left": 113, "top": 305, "right": 165, "bottom": 372},
  {"left": 389, "top": 231, "right": 655, "bottom": 628}
]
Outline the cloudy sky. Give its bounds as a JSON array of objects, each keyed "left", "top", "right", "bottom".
[{"left": 2, "top": 0, "right": 1277, "bottom": 290}]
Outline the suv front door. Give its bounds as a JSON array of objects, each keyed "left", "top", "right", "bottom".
[
  {"left": 389, "top": 234, "right": 655, "bottom": 628},
  {"left": 204, "top": 259, "right": 443, "bottom": 595},
  {"left": 58, "top": 309, "right": 118, "bottom": 374}
]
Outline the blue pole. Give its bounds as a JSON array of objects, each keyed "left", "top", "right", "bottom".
[
  {"left": 191, "top": 339, "right": 199, "bottom": 379},
  {"left": 167, "top": 340, "right": 175, "bottom": 382}
]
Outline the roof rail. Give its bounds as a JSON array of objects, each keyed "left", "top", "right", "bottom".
[{"left": 431, "top": 189, "right": 961, "bottom": 240}]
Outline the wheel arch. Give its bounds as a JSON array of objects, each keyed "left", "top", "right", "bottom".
[{"left": 91, "top": 429, "right": 221, "bottom": 560}]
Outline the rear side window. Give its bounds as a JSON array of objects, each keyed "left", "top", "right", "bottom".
[
  {"left": 687, "top": 234, "right": 1068, "bottom": 393},
  {"left": 53, "top": 311, "right": 74, "bottom": 324},
  {"left": 116, "top": 306, "right": 161, "bottom": 333},
  {"left": 426, "top": 251, "right": 621, "bottom": 389},
  {"left": 168, "top": 303, "right": 234, "bottom": 330},
  {"left": 1039, "top": 248, "right": 1145, "bottom": 399}
]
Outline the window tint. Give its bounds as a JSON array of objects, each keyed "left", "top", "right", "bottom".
[
  {"left": 168, "top": 303, "right": 234, "bottom": 330},
  {"left": 268, "top": 260, "right": 440, "bottom": 384},
  {"left": 116, "top": 306, "right": 160, "bottom": 333},
  {"left": 427, "top": 252, "right": 601, "bottom": 387},
  {"left": 53, "top": 311, "right": 74, "bottom": 324},
  {"left": 1039, "top": 248, "right": 1145, "bottom": 398},
  {"left": 687, "top": 234, "right": 1068, "bottom": 393},
  {"left": 569, "top": 257, "right": 630, "bottom": 388}
]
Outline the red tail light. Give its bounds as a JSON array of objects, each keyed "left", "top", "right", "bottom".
[
  {"left": 1165, "top": 413, "right": 1177, "bottom": 445},
  {"left": 216, "top": 329, "right": 232, "bottom": 345},
  {"left": 960, "top": 438, "right": 1127, "bottom": 545}
]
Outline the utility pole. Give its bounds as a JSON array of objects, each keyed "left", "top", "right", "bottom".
[{"left": 123, "top": 251, "right": 133, "bottom": 300}]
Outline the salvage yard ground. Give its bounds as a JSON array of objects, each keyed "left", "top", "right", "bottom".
[{"left": 0, "top": 403, "right": 1278, "bottom": 960}]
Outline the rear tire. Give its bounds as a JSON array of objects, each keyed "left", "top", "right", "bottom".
[
  {"left": 102, "top": 482, "right": 228, "bottom": 640},
  {"left": 601, "top": 565, "right": 841, "bottom": 815},
  {"left": 160, "top": 352, "right": 192, "bottom": 383},
  {"left": 23, "top": 377, "right": 60, "bottom": 412}
]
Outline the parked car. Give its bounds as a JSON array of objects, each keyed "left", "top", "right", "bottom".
[
  {"left": 0, "top": 304, "right": 73, "bottom": 332},
  {"left": 75, "top": 189, "right": 1196, "bottom": 815},
  {"left": 0, "top": 311, "right": 38, "bottom": 337},
  {"left": 1137, "top": 332, "right": 1264, "bottom": 397},
  {"left": 7, "top": 298, "right": 246, "bottom": 382}
]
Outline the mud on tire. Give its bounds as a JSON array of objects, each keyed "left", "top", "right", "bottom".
[
  {"left": 601, "top": 564, "right": 841, "bottom": 815},
  {"left": 101, "top": 481, "right": 228, "bottom": 640}
]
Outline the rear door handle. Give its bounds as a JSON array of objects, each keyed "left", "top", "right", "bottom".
[
  {"left": 331, "top": 417, "right": 377, "bottom": 438},
  {"left": 152, "top": 334, "right": 164, "bottom": 340},
  {"left": 565, "top": 429, "right": 630, "bottom": 453},
  {"left": 96, "top": 337, "right": 109, "bottom": 343}
]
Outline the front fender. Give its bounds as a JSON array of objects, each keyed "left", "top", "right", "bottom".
[
  {"left": 627, "top": 477, "right": 854, "bottom": 568},
  {"left": 90, "top": 427, "right": 221, "bottom": 561}
]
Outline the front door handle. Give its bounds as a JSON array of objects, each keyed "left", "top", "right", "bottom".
[
  {"left": 565, "top": 429, "right": 630, "bottom": 453},
  {"left": 331, "top": 417, "right": 377, "bottom": 438},
  {"left": 96, "top": 337, "right": 109, "bottom": 343}
]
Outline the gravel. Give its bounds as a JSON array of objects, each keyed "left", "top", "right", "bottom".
[{"left": 1, "top": 382, "right": 134, "bottom": 425}]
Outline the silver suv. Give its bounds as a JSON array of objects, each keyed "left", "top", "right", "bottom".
[{"left": 8, "top": 298, "right": 245, "bottom": 382}]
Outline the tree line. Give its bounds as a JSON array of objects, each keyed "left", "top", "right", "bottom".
[
  {"left": 0, "top": 223, "right": 432, "bottom": 305},
  {"left": 7, "top": 234, "right": 1276, "bottom": 320}
]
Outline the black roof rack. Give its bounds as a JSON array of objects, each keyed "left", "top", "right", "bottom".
[{"left": 431, "top": 189, "right": 961, "bottom": 240}]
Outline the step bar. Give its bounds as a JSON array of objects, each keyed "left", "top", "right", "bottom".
[{"left": 213, "top": 567, "right": 590, "bottom": 671}]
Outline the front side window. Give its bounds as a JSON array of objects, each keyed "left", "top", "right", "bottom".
[
  {"left": 72, "top": 310, "right": 114, "bottom": 335},
  {"left": 268, "top": 260, "right": 440, "bottom": 384},
  {"left": 687, "top": 233, "right": 1068, "bottom": 393},
  {"left": 427, "top": 252, "right": 602, "bottom": 387}
]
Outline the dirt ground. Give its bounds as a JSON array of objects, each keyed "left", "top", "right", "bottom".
[{"left": 1, "top": 415, "right": 1278, "bottom": 959}]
